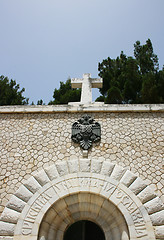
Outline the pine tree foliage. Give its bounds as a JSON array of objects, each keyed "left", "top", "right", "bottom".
[
  {"left": 49, "top": 79, "right": 81, "bottom": 105},
  {"left": 98, "top": 39, "right": 164, "bottom": 104},
  {"left": 0, "top": 75, "right": 28, "bottom": 105}
]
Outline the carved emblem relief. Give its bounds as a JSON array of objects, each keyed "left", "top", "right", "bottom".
[{"left": 71, "top": 114, "right": 101, "bottom": 150}]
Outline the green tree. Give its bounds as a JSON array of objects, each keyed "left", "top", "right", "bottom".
[
  {"left": 98, "top": 52, "right": 141, "bottom": 103},
  {"left": 37, "top": 99, "right": 45, "bottom": 105},
  {"left": 98, "top": 39, "right": 164, "bottom": 104},
  {"left": 49, "top": 78, "right": 81, "bottom": 105},
  {"left": 134, "top": 39, "right": 159, "bottom": 74},
  {"left": 0, "top": 75, "right": 28, "bottom": 105}
]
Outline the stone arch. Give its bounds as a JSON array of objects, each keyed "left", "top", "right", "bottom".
[
  {"left": 0, "top": 158, "right": 163, "bottom": 240},
  {"left": 38, "top": 192, "right": 129, "bottom": 240}
]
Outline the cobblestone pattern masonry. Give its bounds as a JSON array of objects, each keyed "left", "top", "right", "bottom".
[{"left": 0, "top": 111, "right": 163, "bottom": 214}]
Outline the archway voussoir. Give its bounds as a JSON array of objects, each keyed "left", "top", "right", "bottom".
[
  {"left": 101, "top": 161, "right": 115, "bottom": 176},
  {"left": 89, "top": 204, "right": 100, "bottom": 216},
  {"left": 0, "top": 208, "right": 20, "bottom": 224},
  {"left": 44, "top": 164, "right": 59, "bottom": 181},
  {"left": 79, "top": 159, "right": 91, "bottom": 172},
  {"left": 155, "top": 225, "right": 164, "bottom": 239},
  {"left": 137, "top": 185, "right": 157, "bottom": 204},
  {"left": 55, "top": 161, "right": 69, "bottom": 177},
  {"left": 80, "top": 211, "right": 94, "bottom": 220},
  {"left": 53, "top": 198, "right": 67, "bottom": 213},
  {"left": 6, "top": 195, "right": 26, "bottom": 213},
  {"left": 150, "top": 210, "right": 164, "bottom": 226},
  {"left": 129, "top": 177, "right": 147, "bottom": 195},
  {"left": 42, "top": 207, "right": 57, "bottom": 223},
  {"left": 24, "top": 176, "right": 42, "bottom": 194},
  {"left": 90, "top": 193, "right": 104, "bottom": 206},
  {"left": 38, "top": 221, "right": 49, "bottom": 238},
  {"left": 15, "top": 185, "right": 33, "bottom": 203},
  {"left": 98, "top": 207, "right": 112, "bottom": 221},
  {"left": 108, "top": 224, "right": 121, "bottom": 240},
  {"left": 64, "top": 194, "right": 78, "bottom": 206},
  {"left": 120, "top": 170, "right": 137, "bottom": 187},
  {"left": 51, "top": 215, "right": 64, "bottom": 229},
  {"left": 101, "top": 199, "right": 117, "bottom": 214},
  {"left": 0, "top": 221, "right": 15, "bottom": 236},
  {"left": 47, "top": 227, "right": 56, "bottom": 240},
  {"left": 98, "top": 178, "right": 118, "bottom": 199},
  {"left": 55, "top": 229, "right": 63, "bottom": 240},
  {"left": 67, "top": 159, "right": 79, "bottom": 173},
  {"left": 144, "top": 197, "right": 164, "bottom": 215},
  {"left": 58, "top": 221, "right": 67, "bottom": 232},
  {"left": 71, "top": 211, "right": 81, "bottom": 221},
  {"left": 78, "top": 192, "right": 91, "bottom": 203},
  {"left": 91, "top": 159, "right": 103, "bottom": 174},
  {"left": 110, "top": 165, "right": 127, "bottom": 181},
  {"left": 95, "top": 215, "right": 107, "bottom": 227},
  {"left": 104, "top": 174, "right": 119, "bottom": 186},
  {"left": 33, "top": 169, "right": 50, "bottom": 186},
  {"left": 104, "top": 230, "right": 113, "bottom": 240},
  {"left": 67, "top": 203, "right": 79, "bottom": 215}
]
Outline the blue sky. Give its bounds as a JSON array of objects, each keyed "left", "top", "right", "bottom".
[{"left": 0, "top": 0, "right": 164, "bottom": 104}]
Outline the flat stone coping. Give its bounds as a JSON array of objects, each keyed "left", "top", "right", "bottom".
[{"left": 0, "top": 103, "right": 164, "bottom": 113}]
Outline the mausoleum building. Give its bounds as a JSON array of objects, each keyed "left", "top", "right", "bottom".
[{"left": 0, "top": 74, "right": 164, "bottom": 240}]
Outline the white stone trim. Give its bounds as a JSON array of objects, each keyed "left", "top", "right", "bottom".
[
  {"left": 0, "top": 104, "right": 164, "bottom": 113},
  {"left": 0, "top": 158, "right": 163, "bottom": 240}
]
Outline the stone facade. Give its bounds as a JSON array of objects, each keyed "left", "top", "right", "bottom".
[{"left": 0, "top": 104, "right": 164, "bottom": 240}]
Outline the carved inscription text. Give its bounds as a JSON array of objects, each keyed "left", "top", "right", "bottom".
[{"left": 20, "top": 175, "right": 150, "bottom": 239}]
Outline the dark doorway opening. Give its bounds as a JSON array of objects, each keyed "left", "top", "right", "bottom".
[{"left": 63, "top": 220, "right": 105, "bottom": 240}]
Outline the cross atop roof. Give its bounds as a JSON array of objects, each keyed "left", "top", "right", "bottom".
[{"left": 71, "top": 73, "right": 103, "bottom": 104}]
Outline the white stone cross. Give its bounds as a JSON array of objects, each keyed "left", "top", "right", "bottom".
[{"left": 71, "top": 73, "right": 103, "bottom": 104}]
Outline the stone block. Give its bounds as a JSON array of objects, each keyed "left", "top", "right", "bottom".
[
  {"left": 67, "top": 160, "right": 79, "bottom": 173},
  {"left": 91, "top": 159, "right": 103, "bottom": 174},
  {"left": 55, "top": 162, "right": 69, "bottom": 176},
  {"left": 43, "top": 208, "right": 57, "bottom": 224},
  {"left": 79, "top": 159, "right": 91, "bottom": 172},
  {"left": 120, "top": 170, "right": 137, "bottom": 187},
  {"left": 33, "top": 170, "right": 50, "bottom": 186},
  {"left": 110, "top": 165, "right": 127, "bottom": 181},
  {"left": 0, "top": 207, "right": 19, "bottom": 224},
  {"left": 44, "top": 165, "right": 59, "bottom": 180},
  {"left": 6, "top": 196, "right": 25, "bottom": 213},
  {"left": 155, "top": 226, "right": 164, "bottom": 238},
  {"left": 24, "top": 176, "right": 41, "bottom": 194},
  {"left": 15, "top": 185, "right": 33, "bottom": 203},
  {"left": 101, "top": 161, "right": 115, "bottom": 176},
  {"left": 0, "top": 221, "right": 15, "bottom": 236},
  {"left": 129, "top": 177, "right": 147, "bottom": 195},
  {"left": 137, "top": 186, "right": 157, "bottom": 204},
  {"left": 150, "top": 209, "right": 164, "bottom": 226},
  {"left": 144, "top": 197, "right": 164, "bottom": 214}
]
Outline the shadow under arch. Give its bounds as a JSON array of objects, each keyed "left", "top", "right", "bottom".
[{"left": 63, "top": 220, "right": 105, "bottom": 240}]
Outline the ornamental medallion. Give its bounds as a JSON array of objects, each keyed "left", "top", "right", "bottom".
[{"left": 71, "top": 114, "right": 101, "bottom": 150}]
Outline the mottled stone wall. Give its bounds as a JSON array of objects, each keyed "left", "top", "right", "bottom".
[{"left": 0, "top": 109, "right": 163, "bottom": 214}]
